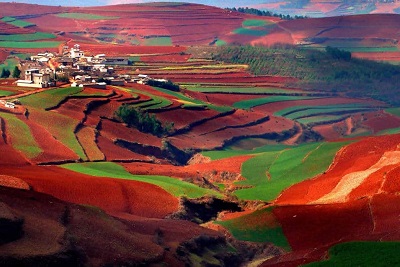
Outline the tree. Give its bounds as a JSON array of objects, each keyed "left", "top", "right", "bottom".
[
  {"left": 0, "top": 68, "right": 10, "bottom": 78},
  {"left": 12, "top": 66, "right": 21, "bottom": 78}
]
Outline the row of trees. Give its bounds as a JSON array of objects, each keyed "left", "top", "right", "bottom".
[
  {"left": 226, "top": 7, "right": 308, "bottom": 20},
  {"left": 213, "top": 45, "right": 400, "bottom": 105},
  {"left": 115, "top": 105, "right": 173, "bottom": 137},
  {"left": 0, "top": 66, "right": 21, "bottom": 78}
]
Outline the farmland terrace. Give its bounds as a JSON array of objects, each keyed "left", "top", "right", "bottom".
[{"left": 1, "top": 2, "right": 400, "bottom": 267}]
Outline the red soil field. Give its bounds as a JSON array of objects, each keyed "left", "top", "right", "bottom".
[
  {"left": 155, "top": 107, "right": 219, "bottom": 130},
  {"left": 0, "top": 3, "right": 63, "bottom": 17},
  {"left": 170, "top": 115, "right": 294, "bottom": 150},
  {"left": 23, "top": 116, "right": 80, "bottom": 163},
  {"left": 360, "top": 110, "right": 400, "bottom": 133},
  {"left": 254, "top": 96, "right": 381, "bottom": 114},
  {"left": 140, "top": 53, "right": 190, "bottom": 63},
  {"left": 100, "top": 118, "right": 162, "bottom": 148},
  {"left": 312, "top": 119, "right": 349, "bottom": 140},
  {"left": 80, "top": 44, "right": 186, "bottom": 57},
  {"left": 0, "top": 175, "right": 30, "bottom": 190},
  {"left": 122, "top": 155, "right": 251, "bottom": 183},
  {"left": 0, "top": 165, "right": 178, "bottom": 218},
  {"left": 96, "top": 135, "right": 152, "bottom": 162},
  {"left": 274, "top": 198, "right": 373, "bottom": 251},
  {"left": 173, "top": 75, "right": 297, "bottom": 84},
  {"left": 352, "top": 51, "right": 400, "bottom": 61},
  {"left": 276, "top": 134, "right": 400, "bottom": 205}
]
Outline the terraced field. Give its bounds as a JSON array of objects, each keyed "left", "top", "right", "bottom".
[{"left": 2, "top": 2, "right": 400, "bottom": 266}]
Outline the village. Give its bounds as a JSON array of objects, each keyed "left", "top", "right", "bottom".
[{"left": 1, "top": 44, "right": 168, "bottom": 110}]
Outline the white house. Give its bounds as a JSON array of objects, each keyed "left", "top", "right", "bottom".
[{"left": 70, "top": 44, "right": 84, "bottom": 59}]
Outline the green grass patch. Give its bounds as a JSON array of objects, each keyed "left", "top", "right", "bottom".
[
  {"left": 297, "top": 114, "right": 348, "bottom": 125},
  {"left": 19, "top": 87, "right": 83, "bottom": 109},
  {"left": 0, "top": 57, "right": 19, "bottom": 74},
  {"left": 151, "top": 86, "right": 231, "bottom": 112},
  {"left": 143, "top": 37, "right": 172, "bottom": 46},
  {"left": 385, "top": 107, "right": 400, "bottom": 117},
  {"left": 202, "top": 143, "right": 289, "bottom": 160},
  {"left": 1, "top": 17, "right": 35, "bottom": 28},
  {"left": 0, "top": 89, "right": 14, "bottom": 96},
  {"left": 303, "top": 241, "right": 400, "bottom": 267},
  {"left": 61, "top": 162, "right": 221, "bottom": 198},
  {"left": 56, "top": 13, "right": 119, "bottom": 20},
  {"left": 235, "top": 141, "right": 350, "bottom": 201},
  {"left": 0, "top": 32, "right": 56, "bottom": 42},
  {"left": 216, "top": 207, "right": 290, "bottom": 250},
  {"left": 185, "top": 86, "right": 305, "bottom": 95},
  {"left": 30, "top": 108, "right": 87, "bottom": 160},
  {"left": 215, "top": 39, "right": 227, "bottom": 46},
  {"left": 242, "top": 19, "right": 269, "bottom": 27},
  {"left": 0, "top": 41, "right": 61, "bottom": 49},
  {"left": 274, "top": 103, "right": 378, "bottom": 118},
  {"left": 0, "top": 112, "right": 42, "bottom": 158},
  {"left": 233, "top": 28, "right": 268, "bottom": 36},
  {"left": 233, "top": 96, "right": 319, "bottom": 110}
]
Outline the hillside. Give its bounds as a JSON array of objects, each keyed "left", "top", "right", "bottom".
[{"left": 2, "top": 2, "right": 400, "bottom": 267}]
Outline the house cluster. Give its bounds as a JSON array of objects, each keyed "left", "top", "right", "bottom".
[{"left": 16, "top": 43, "right": 164, "bottom": 89}]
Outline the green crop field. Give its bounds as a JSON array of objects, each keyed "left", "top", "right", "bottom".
[
  {"left": 385, "top": 107, "right": 400, "bottom": 118},
  {"left": 284, "top": 107, "right": 372, "bottom": 120},
  {"left": 216, "top": 207, "right": 290, "bottom": 250},
  {"left": 304, "top": 242, "right": 400, "bottom": 267},
  {"left": 0, "top": 32, "right": 56, "bottom": 42},
  {"left": 0, "top": 112, "right": 42, "bottom": 159},
  {"left": 215, "top": 39, "right": 227, "bottom": 46},
  {"left": 0, "top": 41, "right": 61, "bottom": 49},
  {"left": 56, "top": 13, "right": 119, "bottom": 20},
  {"left": 143, "top": 37, "right": 172, "bottom": 46},
  {"left": 61, "top": 162, "right": 221, "bottom": 198},
  {"left": 233, "top": 28, "right": 268, "bottom": 36},
  {"left": 234, "top": 141, "right": 350, "bottom": 201},
  {"left": 297, "top": 114, "right": 348, "bottom": 125},
  {"left": 0, "top": 89, "right": 14, "bottom": 96},
  {"left": 30, "top": 108, "right": 87, "bottom": 160},
  {"left": 233, "top": 96, "right": 320, "bottom": 110},
  {"left": 120, "top": 86, "right": 172, "bottom": 110},
  {"left": 185, "top": 86, "right": 306, "bottom": 95},
  {"left": 0, "top": 57, "right": 19, "bottom": 74},
  {"left": 1, "top": 17, "right": 35, "bottom": 28},
  {"left": 151, "top": 86, "right": 231, "bottom": 112},
  {"left": 20, "top": 87, "right": 83, "bottom": 109},
  {"left": 202, "top": 143, "right": 289, "bottom": 160},
  {"left": 242, "top": 19, "right": 269, "bottom": 27},
  {"left": 274, "top": 103, "right": 378, "bottom": 118}
]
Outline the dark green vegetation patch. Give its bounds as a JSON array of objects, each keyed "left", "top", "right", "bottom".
[
  {"left": 304, "top": 241, "right": 400, "bottom": 266},
  {"left": 213, "top": 45, "right": 400, "bottom": 106}
]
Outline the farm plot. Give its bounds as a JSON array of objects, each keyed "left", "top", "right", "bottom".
[
  {"left": 233, "top": 95, "right": 321, "bottom": 110},
  {"left": 29, "top": 108, "right": 87, "bottom": 161},
  {"left": 169, "top": 113, "right": 294, "bottom": 151},
  {"left": 304, "top": 241, "right": 400, "bottom": 267},
  {"left": 185, "top": 86, "right": 306, "bottom": 95},
  {"left": 0, "top": 32, "right": 56, "bottom": 41},
  {"left": 151, "top": 86, "right": 228, "bottom": 111},
  {"left": 216, "top": 207, "right": 290, "bottom": 250},
  {"left": 19, "top": 87, "right": 83, "bottom": 109},
  {"left": 76, "top": 126, "right": 104, "bottom": 162},
  {"left": 0, "top": 41, "right": 61, "bottom": 49},
  {"left": 234, "top": 141, "right": 350, "bottom": 202},
  {"left": 61, "top": 162, "right": 221, "bottom": 198},
  {"left": 0, "top": 112, "right": 42, "bottom": 159},
  {"left": 1, "top": 17, "right": 35, "bottom": 28},
  {"left": 275, "top": 103, "right": 382, "bottom": 120},
  {"left": 56, "top": 13, "right": 119, "bottom": 20},
  {"left": 0, "top": 89, "right": 14, "bottom": 96}
]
